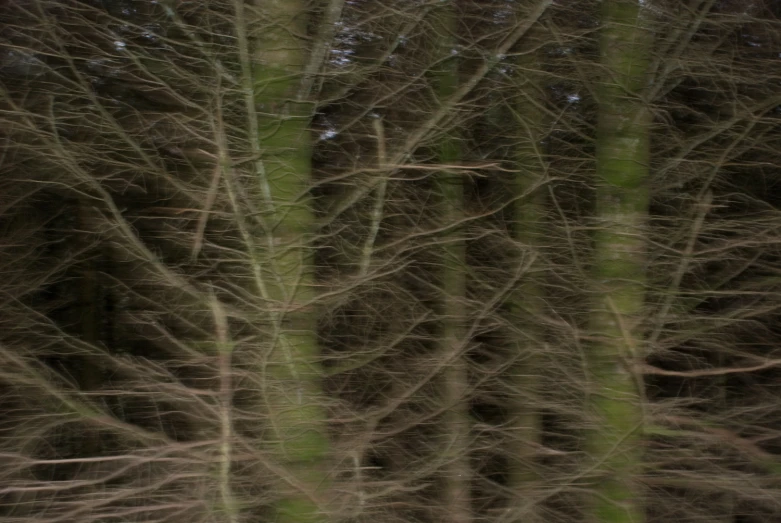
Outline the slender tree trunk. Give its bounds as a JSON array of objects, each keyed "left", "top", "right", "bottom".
[
  {"left": 438, "top": 145, "right": 472, "bottom": 523},
  {"left": 507, "top": 22, "right": 547, "bottom": 523},
  {"left": 586, "top": 1, "right": 651, "bottom": 522},
  {"left": 239, "top": 2, "right": 328, "bottom": 521},
  {"left": 433, "top": 5, "right": 472, "bottom": 522}
]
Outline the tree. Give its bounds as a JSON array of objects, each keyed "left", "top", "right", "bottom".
[
  {"left": 584, "top": 0, "right": 651, "bottom": 521},
  {"left": 240, "top": 1, "right": 331, "bottom": 520},
  {"left": 3, "top": 1, "right": 781, "bottom": 523},
  {"left": 430, "top": 3, "right": 472, "bottom": 522},
  {"left": 504, "top": 15, "right": 548, "bottom": 523}
]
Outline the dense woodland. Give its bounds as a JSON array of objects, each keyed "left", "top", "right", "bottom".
[{"left": 2, "top": 0, "right": 781, "bottom": 522}]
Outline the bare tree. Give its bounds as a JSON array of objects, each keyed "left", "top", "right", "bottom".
[
  {"left": 584, "top": 0, "right": 652, "bottom": 521},
  {"left": 3, "top": 1, "right": 781, "bottom": 523}
]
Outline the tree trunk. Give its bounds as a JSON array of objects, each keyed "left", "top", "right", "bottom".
[
  {"left": 507, "top": 21, "right": 547, "bottom": 523},
  {"left": 242, "top": 2, "right": 328, "bottom": 521},
  {"left": 586, "top": 1, "right": 651, "bottom": 522},
  {"left": 433, "top": 5, "right": 472, "bottom": 522}
]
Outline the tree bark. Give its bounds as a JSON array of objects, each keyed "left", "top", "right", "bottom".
[
  {"left": 433, "top": 5, "right": 472, "bottom": 522},
  {"left": 507, "top": 20, "right": 547, "bottom": 523},
  {"left": 586, "top": 1, "right": 651, "bottom": 522},
  {"left": 243, "top": 1, "right": 328, "bottom": 521}
]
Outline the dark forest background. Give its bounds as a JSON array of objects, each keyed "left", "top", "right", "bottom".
[{"left": 2, "top": 1, "right": 781, "bottom": 522}]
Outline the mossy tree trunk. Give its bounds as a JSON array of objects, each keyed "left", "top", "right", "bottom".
[
  {"left": 586, "top": 1, "right": 651, "bottom": 522},
  {"left": 239, "top": 1, "right": 328, "bottom": 521}
]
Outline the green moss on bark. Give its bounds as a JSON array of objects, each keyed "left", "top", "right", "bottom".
[
  {"left": 250, "top": 1, "right": 327, "bottom": 521},
  {"left": 587, "top": 1, "right": 652, "bottom": 522}
]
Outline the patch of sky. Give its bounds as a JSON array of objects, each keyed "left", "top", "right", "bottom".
[
  {"left": 330, "top": 48, "right": 354, "bottom": 66},
  {"left": 319, "top": 128, "right": 338, "bottom": 141},
  {"left": 141, "top": 25, "right": 162, "bottom": 42},
  {"left": 493, "top": 8, "right": 511, "bottom": 23},
  {"left": 742, "top": 34, "right": 761, "bottom": 47}
]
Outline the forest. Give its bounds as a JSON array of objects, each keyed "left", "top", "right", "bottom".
[{"left": 1, "top": 0, "right": 781, "bottom": 522}]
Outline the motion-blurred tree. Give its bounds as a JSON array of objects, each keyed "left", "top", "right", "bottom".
[{"left": 2, "top": 1, "right": 781, "bottom": 523}]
